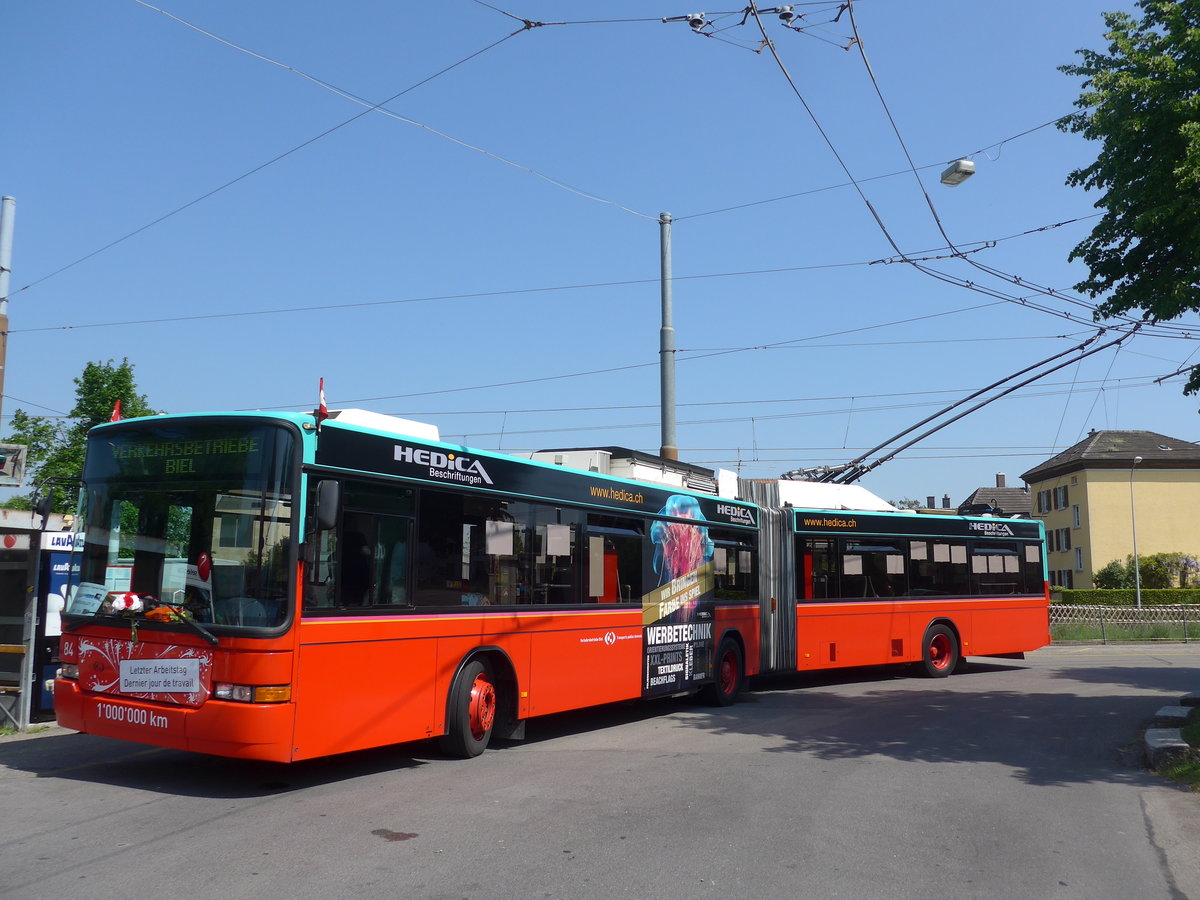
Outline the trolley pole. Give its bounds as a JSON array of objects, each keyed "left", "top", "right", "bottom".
[
  {"left": 0, "top": 196, "right": 15, "bottom": 427},
  {"left": 658, "top": 212, "right": 678, "bottom": 461}
]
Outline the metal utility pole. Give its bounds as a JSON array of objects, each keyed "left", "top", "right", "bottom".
[
  {"left": 658, "top": 212, "right": 677, "bottom": 461},
  {"left": 0, "top": 196, "right": 14, "bottom": 426},
  {"left": 1130, "top": 456, "right": 1143, "bottom": 609}
]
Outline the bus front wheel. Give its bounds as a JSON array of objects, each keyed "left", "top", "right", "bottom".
[
  {"left": 917, "top": 624, "right": 959, "bottom": 678},
  {"left": 700, "top": 637, "right": 744, "bottom": 706},
  {"left": 440, "top": 659, "right": 497, "bottom": 758}
]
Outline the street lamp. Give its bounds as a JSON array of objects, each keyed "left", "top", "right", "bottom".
[
  {"left": 1130, "top": 456, "right": 1142, "bottom": 608},
  {"left": 940, "top": 159, "right": 975, "bottom": 186}
]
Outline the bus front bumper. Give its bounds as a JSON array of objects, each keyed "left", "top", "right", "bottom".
[{"left": 54, "top": 679, "right": 297, "bottom": 762}]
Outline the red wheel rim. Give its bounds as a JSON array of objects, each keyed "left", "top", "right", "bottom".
[
  {"left": 929, "top": 633, "right": 952, "bottom": 670},
  {"left": 718, "top": 649, "right": 737, "bottom": 696},
  {"left": 467, "top": 673, "right": 496, "bottom": 740}
]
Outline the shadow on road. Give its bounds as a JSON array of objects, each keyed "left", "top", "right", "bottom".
[
  {"left": 663, "top": 667, "right": 1169, "bottom": 788},
  {"left": 6, "top": 651, "right": 1191, "bottom": 796},
  {"left": 0, "top": 731, "right": 438, "bottom": 798}
]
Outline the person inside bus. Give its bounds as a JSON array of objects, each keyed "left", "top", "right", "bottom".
[
  {"left": 340, "top": 530, "right": 372, "bottom": 606},
  {"left": 860, "top": 555, "right": 895, "bottom": 598}
]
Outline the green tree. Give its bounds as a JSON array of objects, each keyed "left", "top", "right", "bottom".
[
  {"left": 3, "top": 359, "right": 159, "bottom": 512},
  {"left": 1093, "top": 558, "right": 1133, "bottom": 588},
  {"left": 1059, "top": 1, "right": 1200, "bottom": 393},
  {"left": 1141, "top": 551, "right": 1200, "bottom": 587},
  {"left": 1093, "top": 552, "right": 1200, "bottom": 589}
]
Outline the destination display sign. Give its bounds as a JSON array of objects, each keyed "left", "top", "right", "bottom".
[{"left": 85, "top": 422, "right": 293, "bottom": 482}]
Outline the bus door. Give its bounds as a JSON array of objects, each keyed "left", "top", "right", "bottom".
[{"left": 295, "top": 480, "right": 424, "bottom": 757}]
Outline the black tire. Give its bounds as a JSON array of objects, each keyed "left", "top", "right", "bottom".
[
  {"left": 700, "top": 637, "right": 744, "bottom": 706},
  {"left": 440, "top": 659, "right": 497, "bottom": 758},
  {"left": 917, "top": 623, "right": 959, "bottom": 678}
]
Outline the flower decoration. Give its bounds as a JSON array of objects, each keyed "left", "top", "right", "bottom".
[{"left": 103, "top": 592, "right": 147, "bottom": 616}]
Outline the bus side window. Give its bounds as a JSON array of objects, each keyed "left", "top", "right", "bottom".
[
  {"left": 586, "top": 517, "right": 646, "bottom": 604},
  {"left": 711, "top": 529, "right": 755, "bottom": 601},
  {"left": 802, "top": 539, "right": 836, "bottom": 600},
  {"left": 305, "top": 479, "right": 415, "bottom": 613}
]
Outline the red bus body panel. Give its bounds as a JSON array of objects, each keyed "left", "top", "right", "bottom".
[
  {"left": 794, "top": 597, "right": 1049, "bottom": 670},
  {"left": 56, "top": 604, "right": 764, "bottom": 762}
]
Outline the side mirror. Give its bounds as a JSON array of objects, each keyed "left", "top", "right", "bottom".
[
  {"left": 313, "top": 480, "right": 340, "bottom": 532},
  {"left": 34, "top": 486, "right": 57, "bottom": 525}
]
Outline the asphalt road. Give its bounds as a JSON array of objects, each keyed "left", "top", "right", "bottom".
[{"left": 2, "top": 644, "right": 1198, "bottom": 900}]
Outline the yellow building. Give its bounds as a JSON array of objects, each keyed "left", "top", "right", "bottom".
[{"left": 1020, "top": 430, "right": 1200, "bottom": 589}]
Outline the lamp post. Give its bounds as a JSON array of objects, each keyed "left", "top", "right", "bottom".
[{"left": 1130, "top": 456, "right": 1142, "bottom": 608}]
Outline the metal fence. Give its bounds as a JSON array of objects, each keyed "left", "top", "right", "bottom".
[{"left": 1050, "top": 604, "right": 1199, "bottom": 643}]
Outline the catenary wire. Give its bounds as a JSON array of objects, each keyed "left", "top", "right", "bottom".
[
  {"left": 742, "top": 4, "right": 1156, "bottom": 340},
  {"left": 841, "top": 1, "right": 1192, "bottom": 342},
  {"left": 393, "top": 372, "right": 1185, "bottom": 422},
  {"left": 9, "top": 217, "right": 1131, "bottom": 335},
  {"left": 244, "top": 298, "right": 1011, "bottom": 410},
  {"left": 14, "top": 16, "right": 532, "bottom": 297},
  {"left": 17, "top": 0, "right": 1101, "bottom": 302},
  {"left": 673, "top": 114, "right": 1078, "bottom": 221},
  {"left": 127, "top": 1, "right": 655, "bottom": 217},
  {"left": 434, "top": 369, "right": 1174, "bottom": 443}
]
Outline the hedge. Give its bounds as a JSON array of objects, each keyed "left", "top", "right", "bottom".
[{"left": 1053, "top": 588, "right": 1200, "bottom": 606}]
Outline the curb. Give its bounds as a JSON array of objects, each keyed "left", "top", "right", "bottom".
[
  {"left": 0, "top": 723, "right": 75, "bottom": 744},
  {"left": 1144, "top": 692, "right": 1198, "bottom": 770}
]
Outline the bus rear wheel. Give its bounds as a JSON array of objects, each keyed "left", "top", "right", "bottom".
[
  {"left": 917, "top": 624, "right": 959, "bottom": 678},
  {"left": 440, "top": 659, "right": 497, "bottom": 758},
  {"left": 700, "top": 637, "right": 744, "bottom": 706}
]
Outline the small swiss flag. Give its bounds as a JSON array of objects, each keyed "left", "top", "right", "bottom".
[{"left": 316, "top": 378, "right": 328, "bottom": 426}]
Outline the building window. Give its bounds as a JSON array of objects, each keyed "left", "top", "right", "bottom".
[
  {"left": 1051, "top": 569, "right": 1074, "bottom": 589},
  {"left": 1075, "top": 547, "right": 1083, "bottom": 571},
  {"left": 1048, "top": 529, "right": 1072, "bottom": 552},
  {"left": 1054, "top": 485, "right": 1069, "bottom": 510},
  {"left": 218, "top": 514, "right": 253, "bottom": 549},
  {"left": 1072, "top": 505, "right": 1081, "bottom": 529},
  {"left": 1055, "top": 527, "right": 1071, "bottom": 551},
  {"left": 1037, "top": 490, "right": 1052, "bottom": 514}
]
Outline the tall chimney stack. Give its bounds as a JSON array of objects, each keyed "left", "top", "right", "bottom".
[{"left": 996, "top": 473, "right": 1006, "bottom": 488}]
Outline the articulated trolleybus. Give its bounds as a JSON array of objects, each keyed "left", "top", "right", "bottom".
[{"left": 55, "top": 409, "right": 1049, "bottom": 761}]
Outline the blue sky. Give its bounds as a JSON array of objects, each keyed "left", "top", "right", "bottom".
[{"left": 5, "top": 0, "right": 1198, "bottom": 505}]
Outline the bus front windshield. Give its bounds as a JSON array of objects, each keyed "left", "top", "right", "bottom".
[{"left": 65, "top": 421, "right": 296, "bottom": 631}]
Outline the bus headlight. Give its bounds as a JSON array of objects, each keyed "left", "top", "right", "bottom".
[
  {"left": 214, "top": 683, "right": 291, "bottom": 703},
  {"left": 58, "top": 664, "right": 79, "bottom": 681}
]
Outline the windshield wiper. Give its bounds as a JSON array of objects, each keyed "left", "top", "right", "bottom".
[{"left": 157, "top": 604, "right": 220, "bottom": 646}]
